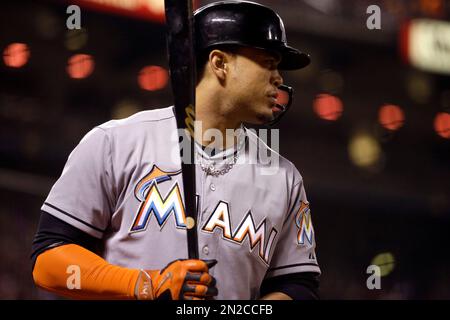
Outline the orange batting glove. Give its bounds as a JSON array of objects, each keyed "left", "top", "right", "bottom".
[{"left": 135, "top": 259, "right": 218, "bottom": 300}]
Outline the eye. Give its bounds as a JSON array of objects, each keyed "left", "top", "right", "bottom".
[{"left": 265, "top": 59, "right": 277, "bottom": 69}]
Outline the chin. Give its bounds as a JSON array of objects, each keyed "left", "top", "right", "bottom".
[
  {"left": 241, "top": 106, "right": 274, "bottom": 125},
  {"left": 250, "top": 113, "right": 274, "bottom": 125}
]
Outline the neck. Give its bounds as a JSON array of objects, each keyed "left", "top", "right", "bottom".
[{"left": 195, "top": 82, "right": 242, "bottom": 150}]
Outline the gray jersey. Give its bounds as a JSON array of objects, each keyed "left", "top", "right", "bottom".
[{"left": 41, "top": 106, "right": 320, "bottom": 299}]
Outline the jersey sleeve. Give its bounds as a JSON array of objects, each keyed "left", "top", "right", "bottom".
[
  {"left": 266, "top": 170, "right": 321, "bottom": 279},
  {"left": 41, "top": 127, "right": 115, "bottom": 238}
]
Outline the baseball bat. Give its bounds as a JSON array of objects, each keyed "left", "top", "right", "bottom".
[{"left": 164, "top": 0, "right": 199, "bottom": 259}]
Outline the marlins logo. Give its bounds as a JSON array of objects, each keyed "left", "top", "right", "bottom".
[
  {"left": 130, "top": 165, "right": 185, "bottom": 233},
  {"left": 295, "top": 201, "right": 315, "bottom": 246}
]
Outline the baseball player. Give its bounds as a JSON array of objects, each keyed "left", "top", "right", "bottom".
[{"left": 31, "top": 0, "right": 321, "bottom": 300}]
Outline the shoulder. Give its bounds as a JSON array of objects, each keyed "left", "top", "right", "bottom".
[
  {"left": 97, "top": 106, "right": 175, "bottom": 131},
  {"left": 75, "top": 106, "right": 176, "bottom": 152}
]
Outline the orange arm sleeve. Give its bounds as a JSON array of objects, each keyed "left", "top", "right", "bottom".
[{"left": 32, "top": 244, "right": 140, "bottom": 299}]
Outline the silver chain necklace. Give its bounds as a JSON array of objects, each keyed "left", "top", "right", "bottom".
[
  {"left": 196, "top": 129, "right": 246, "bottom": 177},
  {"left": 198, "top": 154, "right": 239, "bottom": 177}
]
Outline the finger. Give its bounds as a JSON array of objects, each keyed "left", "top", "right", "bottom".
[
  {"left": 186, "top": 272, "right": 216, "bottom": 286},
  {"left": 183, "top": 295, "right": 204, "bottom": 301},
  {"left": 203, "top": 259, "right": 217, "bottom": 269},
  {"left": 182, "top": 259, "right": 209, "bottom": 272},
  {"left": 182, "top": 283, "right": 197, "bottom": 295},
  {"left": 183, "top": 284, "right": 218, "bottom": 297}
]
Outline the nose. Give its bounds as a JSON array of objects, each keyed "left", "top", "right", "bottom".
[{"left": 271, "top": 70, "right": 283, "bottom": 87}]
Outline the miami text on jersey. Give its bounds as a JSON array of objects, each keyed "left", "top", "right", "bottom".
[{"left": 202, "top": 201, "right": 278, "bottom": 265}]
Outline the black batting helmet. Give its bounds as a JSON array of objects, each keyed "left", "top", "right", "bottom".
[{"left": 194, "top": 0, "right": 310, "bottom": 70}]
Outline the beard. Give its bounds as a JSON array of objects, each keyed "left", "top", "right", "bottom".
[
  {"left": 232, "top": 96, "right": 275, "bottom": 125},
  {"left": 254, "top": 100, "right": 277, "bottom": 124},
  {"left": 255, "top": 112, "right": 274, "bottom": 124}
]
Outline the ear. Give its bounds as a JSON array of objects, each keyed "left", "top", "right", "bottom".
[{"left": 208, "top": 49, "right": 229, "bottom": 81}]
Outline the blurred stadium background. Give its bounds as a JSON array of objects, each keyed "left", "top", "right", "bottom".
[{"left": 0, "top": 0, "right": 449, "bottom": 299}]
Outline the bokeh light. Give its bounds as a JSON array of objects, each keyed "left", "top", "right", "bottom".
[
  {"left": 371, "top": 252, "right": 395, "bottom": 277},
  {"left": 112, "top": 100, "right": 140, "bottom": 119},
  {"left": 3, "top": 43, "right": 30, "bottom": 68},
  {"left": 348, "top": 133, "right": 381, "bottom": 168},
  {"left": 378, "top": 104, "right": 405, "bottom": 131},
  {"left": 434, "top": 112, "right": 450, "bottom": 139},
  {"left": 67, "top": 54, "right": 94, "bottom": 79},
  {"left": 138, "top": 65, "right": 168, "bottom": 91},
  {"left": 313, "top": 93, "right": 343, "bottom": 121},
  {"left": 406, "top": 72, "right": 433, "bottom": 104},
  {"left": 35, "top": 9, "right": 60, "bottom": 39},
  {"left": 65, "top": 28, "right": 88, "bottom": 51}
]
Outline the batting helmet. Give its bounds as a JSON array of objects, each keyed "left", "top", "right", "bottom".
[{"left": 194, "top": 0, "right": 310, "bottom": 70}]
